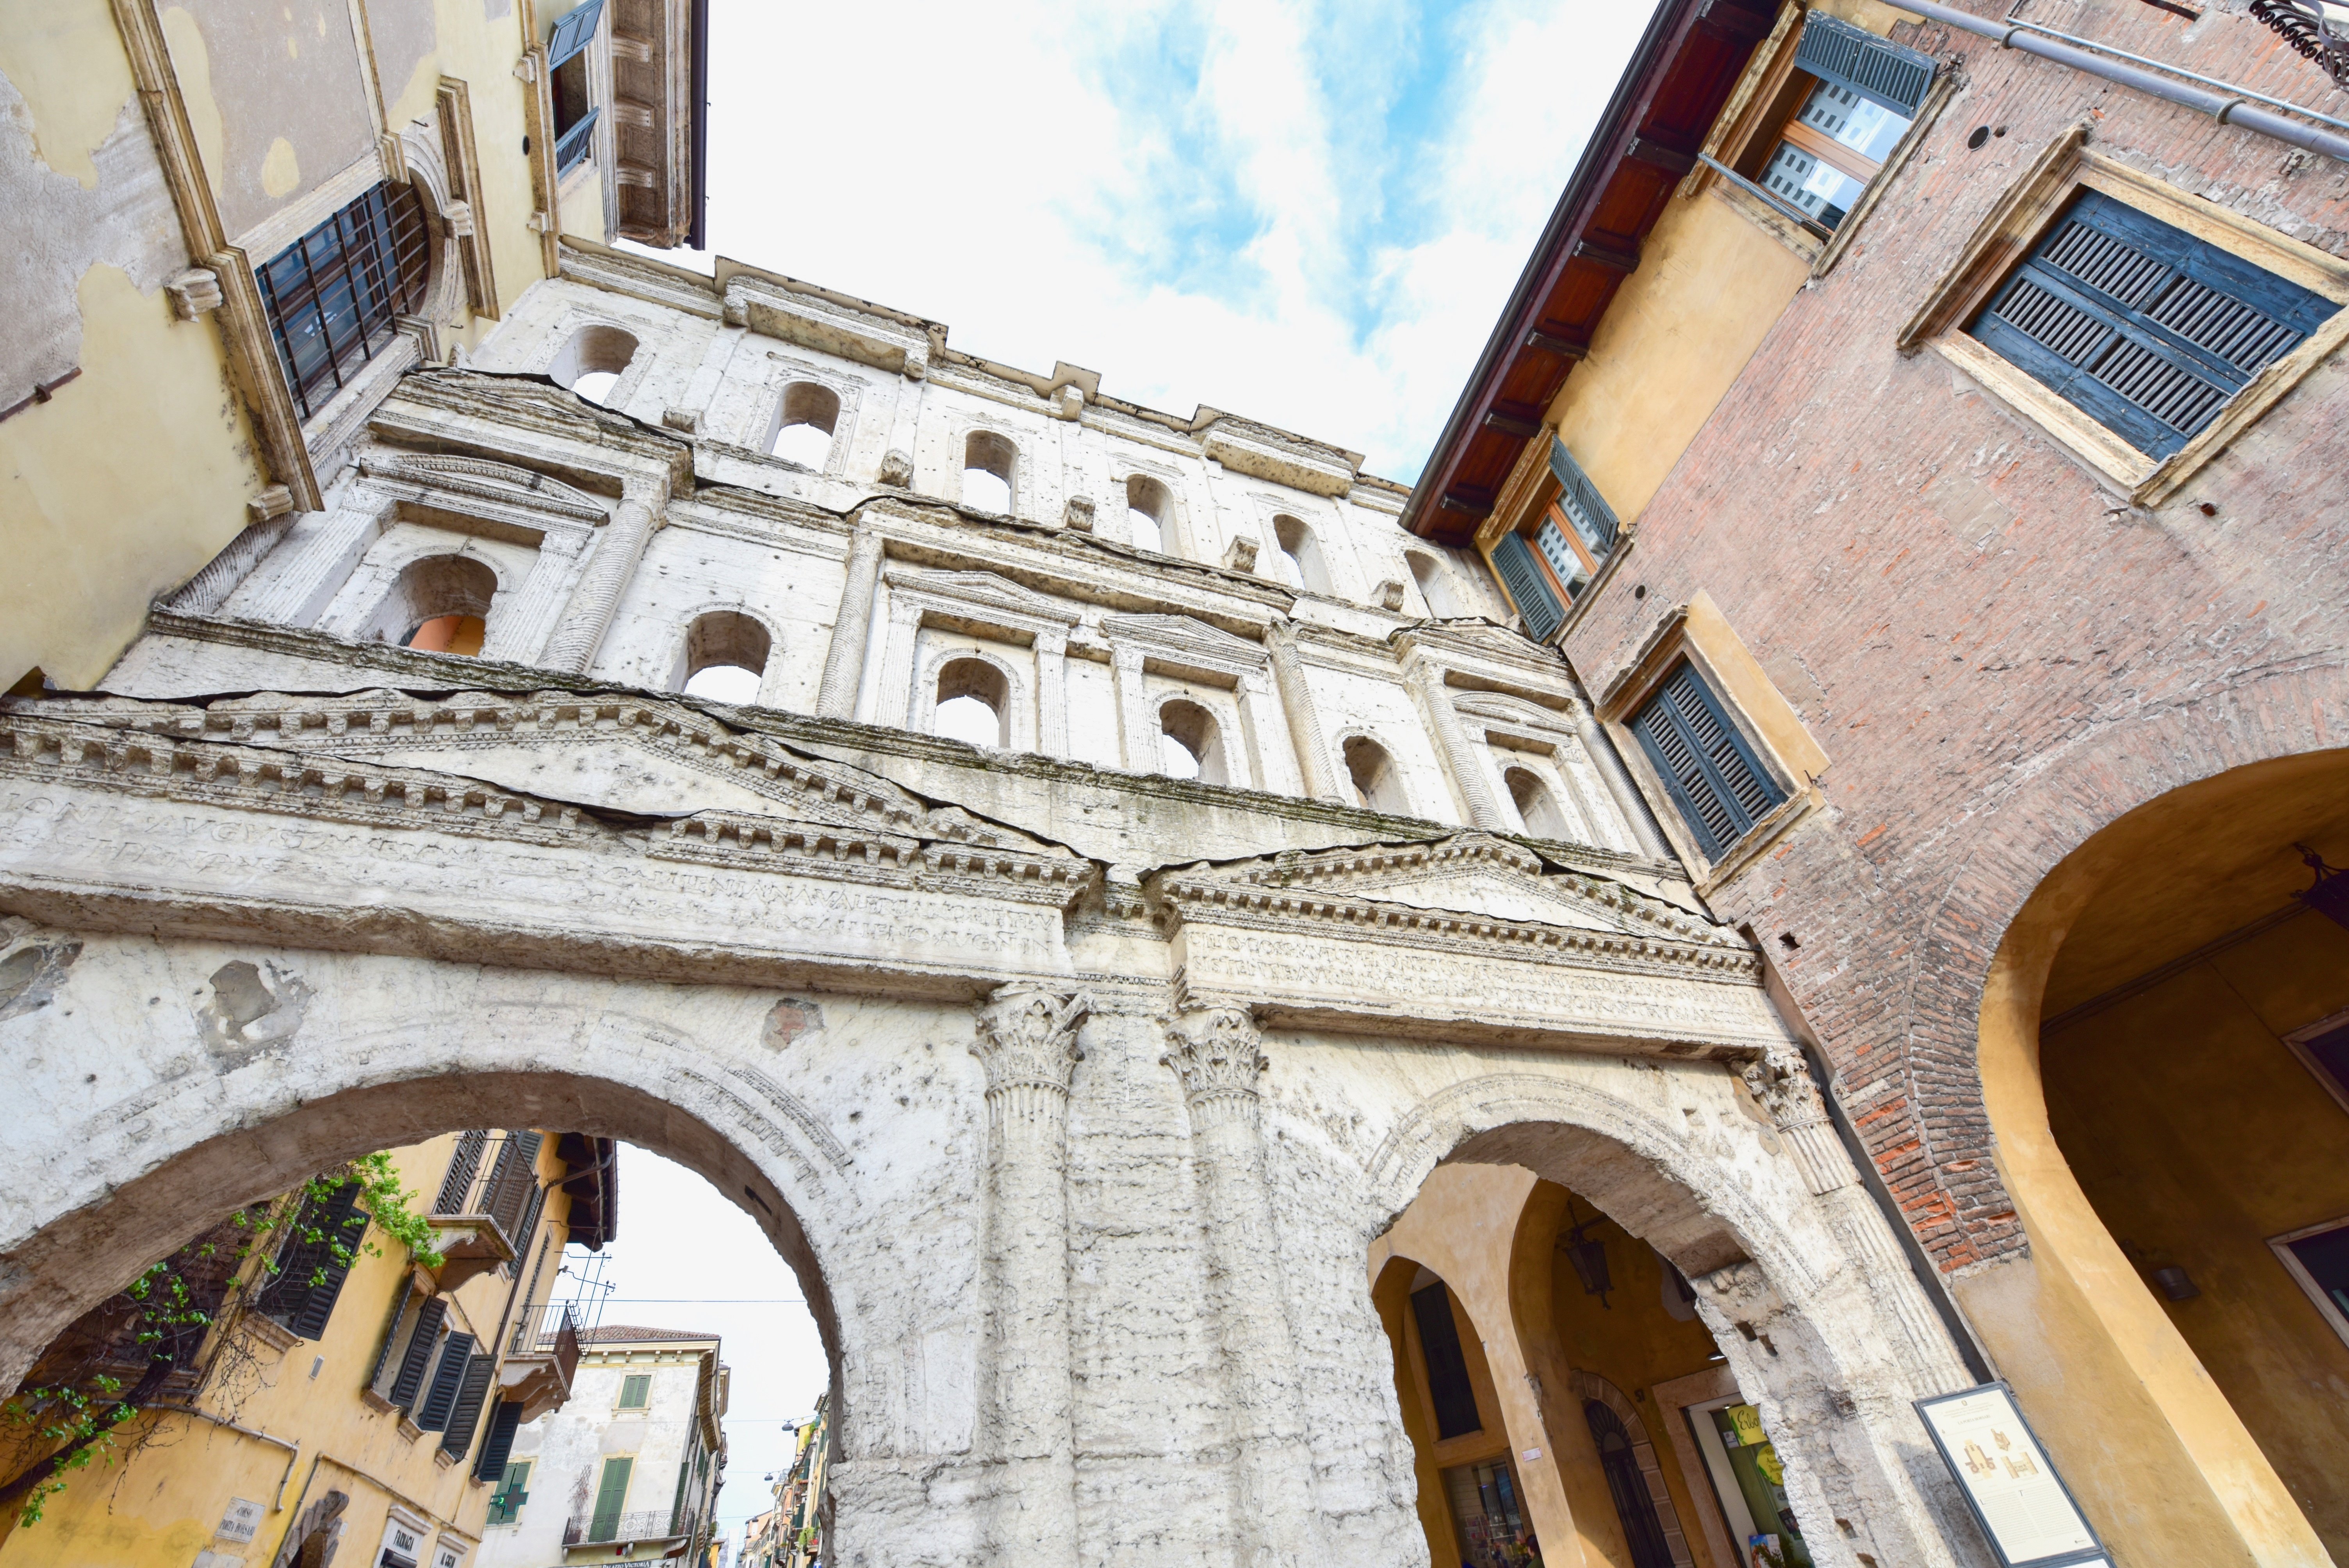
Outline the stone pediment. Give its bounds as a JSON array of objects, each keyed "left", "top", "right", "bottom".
[
  {"left": 359, "top": 454, "right": 611, "bottom": 522},
  {"left": 1187, "top": 835, "right": 1736, "bottom": 947},
  {"left": 1451, "top": 690, "right": 1578, "bottom": 737},
  {"left": 884, "top": 567, "right": 1082, "bottom": 633},
  {"left": 1100, "top": 614, "right": 1265, "bottom": 675}
]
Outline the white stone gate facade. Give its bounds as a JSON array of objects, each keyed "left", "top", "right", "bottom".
[{"left": 0, "top": 249, "right": 1988, "bottom": 1568}]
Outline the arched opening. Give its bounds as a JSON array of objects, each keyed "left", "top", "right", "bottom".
[
  {"left": 1408, "top": 551, "right": 1464, "bottom": 618},
  {"left": 1157, "top": 698, "right": 1227, "bottom": 786},
  {"left": 934, "top": 656, "right": 1009, "bottom": 748},
  {"left": 0, "top": 1046, "right": 838, "bottom": 1568},
  {"left": 549, "top": 326, "right": 639, "bottom": 406},
  {"left": 1980, "top": 749, "right": 2349, "bottom": 1562},
  {"left": 1344, "top": 734, "right": 1409, "bottom": 816},
  {"left": 382, "top": 554, "right": 498, "bottom": 654},
  {"left": 962, "top": 432, "right": 1017, "bottom": 515},
  {"left": 1271, "top": 515, "right": 1330, "bottom": 595},
  {"left": 679, "top": 610, "right": 773, "bottom": 705},
  {"left": 770, "top": 383, "right": 840, "bottom": 471},
  {"left": 1126, "top": 476, "right": 1173, "bottom": 556},
  {"left": 1506, "top": 767, "right": 1569, "bottom": 841}
]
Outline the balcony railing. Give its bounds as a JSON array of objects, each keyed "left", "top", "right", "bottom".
[
  {"left": 563, "top": 1507, "right": 683, "bottom": 1547},
  {"left": 514, "top": 1300, "right": 583, "bottom": 1385}
]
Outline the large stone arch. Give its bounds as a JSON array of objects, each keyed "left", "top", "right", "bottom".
[{"left": 1361, "top": 1066, "right": 1982, "bottom": 1568}]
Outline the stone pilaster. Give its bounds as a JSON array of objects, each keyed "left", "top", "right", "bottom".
[
  {"left": 1163, "top": 1005, "right": 1321, "bottom": 1566},
  {"left": 816, "top": 525, "right": 886, "bottom": 718},
  {"left": 1398, "top": 642, "right": 1506, "bottom": 830},
  {"left": 1574, "top": 708, "right": 1675, "bottom": 859},
  {"left": 1111, "top": 643, "right": 1152, "bottom": 771},
  {"left": 235, "top": 492, "right": 395, "bottom": 627},
  {"left": 1264, "top": 619, "right": 1343, "bottom": 804},
  {"left": 1034, "top": 627, "right": 1070, "bottom": 757},
  {"left": 542, "top": 479, "right": 662, "bottom": 674},
  {"left": 165, "top": 514, "right": 298, "bottom": 616},
  {"left": 479, "top": 527, "right": 586, "bottom": 663},
  {"left": 971, "top": 984, "right": 1091, "bottom": 1568}
]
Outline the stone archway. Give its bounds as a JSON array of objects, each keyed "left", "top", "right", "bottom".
[{"left": 1362, "top": 1066, "right": 1979, "bottom": 1568}]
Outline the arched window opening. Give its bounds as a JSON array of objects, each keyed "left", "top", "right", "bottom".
[
  {"left": 1272, "top": 515, "right": 1330, "bottom": 595},
  {"left": 963, "top": 432, "right": 1017, "bottom": 515},
  {"left": 1344, "top": 735, "right": 1409, "bottom": 816},
  {"left": 1127, "top": 475, "right": 1173, "bottom": 556},
  {"left": 1585, "top": 1400, "right": 1677, "bottom": 1568},
  {"left": 1506, "top": 767, "right": 1569, "bottom": 839},
  {"left": 1408, "top": 551, "right": 1463, "bottom": 618},
  {"left": 679, "top": 611, "right": 772, "bottom": 705},
  {"left": 1158, "top": 699, "right": 1227, "bottom": 786},
  {"left": 390, "top": 556, "right": 498, "bottom": 656},
  {"left": 935, "top": 657, "right": 1009, "bottom": 748},
  {"left": 549, "top": 326, "right": 638, "bottom": 406},
  {"left": 770, "top": 382, "right": 840, "bottom": 470}
]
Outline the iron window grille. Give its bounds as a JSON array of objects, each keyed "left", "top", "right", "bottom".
[
  {"left": 1629, "top": 662, "right": 1787, "bottom": 862},
  {"left": 1968, "top": 189, "right": 2333, "bottom": 459},
  {"left": 255, "top": 182, "right": 431, "bottom": 422}
]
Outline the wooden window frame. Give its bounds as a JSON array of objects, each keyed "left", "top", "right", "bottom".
[
  {"left": 1899, "top": 123, "right": 2349, "bottom": 508},
  {"left": 2269, "top": 1213, "right": 2349, "bottom": 1356},
  {"left": 1597, "top": 592, "right": 1828, "bottom": 889}
]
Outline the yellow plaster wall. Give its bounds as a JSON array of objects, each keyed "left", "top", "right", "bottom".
[
  {"left": 0, "top": 264, "right": 266, "bottom": 690},
  {"left": 1546, "top": 187, "right": 1807, "bottom": 527},
  {"left": 2042, "top": 911, "right": 2349, "bottom": 1559},
  {"left": 0, "top": 1132, "right": 573, "bottom": 1568}
]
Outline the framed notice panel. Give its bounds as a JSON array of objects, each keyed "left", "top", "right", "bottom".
[{"left": 1915, "top": 1383, "right": 2110, "bottom": 1568}]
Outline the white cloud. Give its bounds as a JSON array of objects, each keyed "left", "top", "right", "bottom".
[{"left": 641, "top": 0, "right": 1658, "bottom": 481}]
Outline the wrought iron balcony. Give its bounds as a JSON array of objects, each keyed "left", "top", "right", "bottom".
[{"left": 563, "top": 1507, "right": 683, "bottom": 1547}]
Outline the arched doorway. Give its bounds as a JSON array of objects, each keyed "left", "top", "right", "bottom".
[{"left": 1977, "top": 748, "right": 2349, "bottom": 1565}]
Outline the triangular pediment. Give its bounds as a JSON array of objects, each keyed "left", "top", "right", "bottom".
[
  {"left": 1100, "top": 613, "right": 1265, "bottom": 672},
  {"left": 887, "top": 567, "right": 1081, "bottom": 628},
  {"left": 360, "top": 454, "right": 610, "bottom": 521}
]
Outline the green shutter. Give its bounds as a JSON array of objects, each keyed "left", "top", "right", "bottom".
[
  {"left": 590, "top": 1456, "right": 634, "bottom": 1541},
  {"left": 618, "top": 1373, "right": 651, "bottom": 1409}
]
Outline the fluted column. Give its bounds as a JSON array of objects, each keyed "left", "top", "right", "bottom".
[
  {"left": 1164, "top": 1006, "right": 1321, "bottom": 1567},
  {"left": 971, "top": 985, "right": 1092, "bottom": 1568},
  {"left": 1398, "top": 641, "right": 1506, "bottom": 830},
  {"left": 542, "top": 478, "right": 663, "bottom": 674},
  {"left": 816, "top": 525, "right": 886, "bottom": 718},
  {"left": 1264, "top": 620, "right": 1342, "bottom": 803},
  {"left": 1034, "top": 628, "right": 1070, "bottom": 758},
  {"left": 1574, "top": 708, "right": 1675, "bottom": 859},
  {"left": 479, "top": 527, "right": 587, "bottom": 664},
  {"left": 873, "top": 596, "right": 923, "bottom": 731},
  {"left": 1110, "top": 643, "right": 1153, "bottom": 771},
  {"left": 166, "top": 515, "right": 297, "bottom": 616}
]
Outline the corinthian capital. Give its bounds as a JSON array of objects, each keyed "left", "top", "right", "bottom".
[
  {"left": 1162, "top": 1006, "right": 1267, "bottom": 1116},
  {"left": 972, "top": 984, "right": 1093, "bottom": 1099}
]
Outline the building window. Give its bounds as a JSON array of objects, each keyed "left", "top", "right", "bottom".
[
  {"left": 383, "top": 556, "right": 498, "bottom": 656},
  {"left": 1505, "top": 766, "right": 1569, "bottom": 840},
  {"left": 1491, "top": 533, "right": 1562, "bottom": 641},
  {"left": 680, "top": 611, "right": 771, "bottom": 704},
  {"left": 1158, "top": 698, "right": 1226, "bottom": 785},
  {"left": 1409, "top": 1281, "right": 1481, "bottom": 1440},
  {"left": 1585, "top": 1401, "right": 1676, "bottom": 1568},
  {"left": 549, "top": 0, "right": 606, "bottom": 175},
  {"left": 589, "top": 1455, "right": 636, "bottom": 1542},
  {"left": 255, "top": 1178, "right": 370, "bottom": 1339},
  {"left": 550, "top": 325, "right": 638, "bottom": 404},
  {"left": 1343, "top": 735, "right": 1410, "bottom": 816},
  {"left": 1487, "top": 437, "right": 1619, "bottom": 643},
  {"left": 934, "top": 657, "right": 1009, "bottom": 748},
  {"left": 963, "top": 432, "right": 1016, "bottom": 513},
  {"left": 1743, "top": 12, "right": 1933, "bottom": 234},
  {"left": 256, "top": 183, "right": 432, "bottom": 422},
  {"left": 415, "top": 1332, "right": 481, "bottom": 1431},
  {"left": 1270, "top": 514, "right": 1330, "bottom": 595},
  {"left": 617, "top": 1372, "right": 652, "bottom": 1410},
  {"left": 1629, "top": 661, "right": 1786, "bottom": 861},
  {"left": 2271, "top": 1216, "right": 2349, "bottom": 1353},
  {"left": 479, "top": 1411, "right": 529, "bottom": 1494},
  {"left": 1126, "top": 474, "right": 1174, "bottom": 554},
  {"left": 770, "top": 382, "right": 840, "bottom": 469},
  {"left": 1968, "top": 189, "right": 2333, "bottom": 460},
  {"left": 1406, "top": 550, "right": 1463, "bottom": 617}
]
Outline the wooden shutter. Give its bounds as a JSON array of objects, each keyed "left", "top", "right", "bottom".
[
  {"left": 258, "top": 1180, "right": 366, "bottom": 1339},
  {"left": 591, "top": 1456, "right": 634, "bottom": 1539},
  {"left": 439, "top": 1351, "right": 499, "bottom": 1459},
  {"left": 547, "top": 0, "right": 606, "bottom": 66},
  {"left": 388, "top": 1297, "right": 449, "bottom": 1408},
  {"left": 670, "top": 1456, "right": 692, "bottom": 1533},
  {"left": 434, "top": 1130, "right": 488, "bottom": 1214},
  {"left": 476, "top": 1401, "right": 527, "bottom": 1482},
  {"left": 1793, "top": 11, "right": 1934, "bottom": 116},
  {"left": 619, "top": 1372, "right": 652, "bottom": 1408},
  {"left": 367, "top": 1285, "right": 418, "bottom": 1391},
  {"left": 1491, "top": 533, "right": 1564, "bottom": 641},
  {"left": 1630, "top": 663, "right": 1786, "bottom": 861},
  {"left": 1548, "top": 437, "right": 1619, "bottom": 554},
  {"left": 1969, "top": 190, "right": 2333, "bottom": 458},
  {"left": 415, "top": 1331, "right": 478, "bottom": 1431},
  {"left": 503, "top": 1180, "right": 548, "bottom": 1279},
  {"left": 481, "top": 1131, "right": 545, "bottom": 1247}
]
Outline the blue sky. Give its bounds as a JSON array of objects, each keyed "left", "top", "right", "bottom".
[{"left": 649, "top": 0, "right": 1664, "bottom": 482}]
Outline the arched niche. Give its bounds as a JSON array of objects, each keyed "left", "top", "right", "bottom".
[
  {"left": 677, "top": 609, "right": 775, "bottom": 705},
  {"left": 770, "top": 381, "right": 841, "bottom": 470},
  {"left": 549, "top": 326, "right": 640, "bottom": 405}
]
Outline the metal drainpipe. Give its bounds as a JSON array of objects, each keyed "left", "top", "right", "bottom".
[
  {"left": 148, "top": 1403, "right": 304, "bottom": 1507},
  {"left": 1887, "top": 0, "right": 2349, "bottom": 162}
]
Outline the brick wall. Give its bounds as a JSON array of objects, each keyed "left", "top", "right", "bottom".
[{"left": 1561, "top": 3, "right": 2349, "bottom": 1272}]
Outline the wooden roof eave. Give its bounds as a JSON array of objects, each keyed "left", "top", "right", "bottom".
[{"left": 1402, "top": 0, "right": 1777, "bottom": 547}]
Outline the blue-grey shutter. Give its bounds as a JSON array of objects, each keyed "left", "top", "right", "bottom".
[
  {"left": 440, "top": 1351, "right": 499, "bottom": 1459},
  {"left": 415, "top": 1331, "right": 478, "bottom": 1431},
  {"left": 1793, "top": 11, "right": 1935, "bottom": 116},
  {"left": 258, "top": 1180, "right": 368, "bottom": 1339},
  {"left": 476, "top": 1401, "right": 526, "bottom": 1482},
  {"left": 547, "top": 0, "right": 606, "bottom": 66},
  {"left": 434, "top": 1130, "right": 488, "bottom": 1214},
  {"left": 1630, "top": 664, "right": 1786, "bottom": 860},
  {"left": 1969, "top": 189, "right": 2332, "bottom": 458},
  {"left": 481, "top": 1131, "right": 545, "bottom": 1248},
  {"left": 1492, "top": 533, "right": 1564, "bottom": 642},
  {"left": 388, "top": 1297, "right": 448, "bottom": 1409},
  {"left": 1549, "top": 438, "right": 1619, "bottom": 555}
]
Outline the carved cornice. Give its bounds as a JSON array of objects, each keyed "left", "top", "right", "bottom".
[
  {"left": 1100, "top": 613, "right": 1268, "bottom": 679},
  {"left": 1161, "top": 1006, "right": 1267, "bottom": 1127},
  {"left": 359, "top": 453, "right": 611, "bottom": 523},
  {"left": 373, "top": 371, "right": 695, "bottom": 488},
  {"left": 972, "top": 984, "right": 1093, "bottom": 1116},
  {"left": 881, "top": 565, "right": 1084, "bottom": 639}
]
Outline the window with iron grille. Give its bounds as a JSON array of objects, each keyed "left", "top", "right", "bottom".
[
  {"left": 1969, "top": 189, "right": 2333, "bottom": 459},
  {"left": 255, "top": 182, "right": 431, "bottom": 422},
  {"left": 1629, "top": 662, "right": 1786, "bottom": 862}
]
